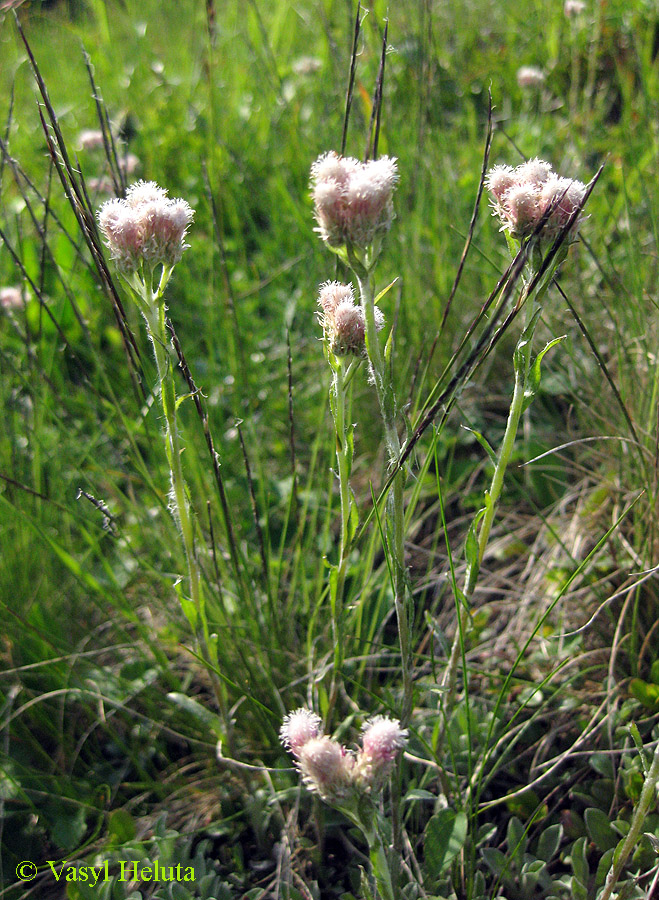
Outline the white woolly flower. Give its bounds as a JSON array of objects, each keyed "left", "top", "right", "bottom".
[
  {"left": 517, "top": 66, "right": 545, "bottom": 88},
  {"left": 486, "top": 159, "right": 586, "bottom": 241},
  {"left": 98, "top": 181, "right": 194, "bottom": 274},
  {"left": 280, "top": 708, "right": 323, "bottom": 757},
  {"left": 0, "top": 286, "right": 25, "bottom": 310},
  {"left": 78, "top": 129, "right": 105, "bottom": 151},
  {"left": 353, "top": 716, "right": 408, "bottom": 791},
  {"left": 297, "top": 736, "right": 354, "bottom": 801},
  {"left": 310, "top": 151, "right": 399, "bottom": 250},
  {"left": 317, "top": 281, "right": 384, "bottom": 358}
]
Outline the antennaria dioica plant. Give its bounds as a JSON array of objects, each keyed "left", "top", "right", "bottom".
[
  {"left": 97, "top": 183, "right": 232, "bottom": 744},
  {"left": 8, "top": 4, "right": 659, "bottom": 898}
]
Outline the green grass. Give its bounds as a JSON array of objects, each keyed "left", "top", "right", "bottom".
[{"left": 2, "top": 0, "right": 659, "bottom": 898}]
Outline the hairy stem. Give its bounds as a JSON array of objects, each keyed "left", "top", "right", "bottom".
[
  {"left": 140, "top": 270, "right": 232, "bottom": 746},
  {"left": 357, "top": 271, "right": 413, "bottom": 729},
  {"left": 439, "top": 292, "right": 538, "bottom": 753},
  {"left": 326, "top": 357, "right": 352, "bottom": 722},
  {"left": 600, "top": 737, "right": 659, "bottom": 900}
]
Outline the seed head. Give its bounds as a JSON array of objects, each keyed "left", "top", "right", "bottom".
[
  {"left": 297, "top": 736, "right": 354, "bottom": 801},
  {"left": 280, "top": 708, "right": 323, "bottom": 757}
]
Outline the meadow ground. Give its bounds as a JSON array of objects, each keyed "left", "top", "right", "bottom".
[{"left": 2, "top": 1, "right": 659, "bottom": 898}]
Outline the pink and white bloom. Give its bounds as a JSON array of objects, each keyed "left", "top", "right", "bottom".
[
  {"left": 98, "top": 181, "right": 194, "bottom": 274},
  {"left": 564, "top": 0, "right": 586, "bottom": 16},
  {"left": 486, "top": 159, "right": 586, "bottom": 241},
  {"left": 310, "top": 151, "right": 398, "bottom": 250},
  {"left": 279, "top": 708, "right": 323, "bottom": 757},
  {"left": 297, "top": 736, "right": 354, "bottom": 801},
  {"left": 0, "top": 286, "right": 25, "bottom": 310},
  {"left": 354, "top": 716, "right": 408, "bottom": 790},
  {"left": 317, "top": 281, "right": 384, "bottom": 358},
  {"left": 78, "top": 129, "right": 105, "bottom": 151},
  {"left": 517, "top": 66, "right": 546, "bottom": 89}
]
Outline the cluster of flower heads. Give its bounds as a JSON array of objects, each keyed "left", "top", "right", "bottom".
[
  {"left": 280, "top": 708, "right": 408, "bottom": 802},
  {"left": 486, "top": 158, "right": 586, "bottom": 241},
  {"left": 310, "top": 151, "right": 399, "bottom": 251},
  {"left": 98, "top": 181, "right": 194, "bottom": 275},
  {"left": 317, "top": 281, "right": 383, "bottom": 358}
]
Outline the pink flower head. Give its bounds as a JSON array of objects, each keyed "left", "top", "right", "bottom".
[
  {"left": 504, "top": 183, "right": 540, "bottom": 238},
  {"left": 317, "top": 281, "right": 384, "bottom": 358},
  {"left": 78, "top": 129, "right": 105, "bottom": 151},
  {"left": 310, "top": 151, "right": 398, "bottom": 250},
  {"left": 98, "top": 181, "right": 194, "bottom": 274},
  {"left": 487, "top": 159, "right": 586, "bottom": 242},
  {"left": 361, "top": 716, "right": 408, "bottom": 763},
  {"left": 125, "top": 180, "right": 169, "bottom": 207},
  {"left": 564, "top": 0, "right": 586, "bottom": 16},
  {"left": 280, "top": 708, "right": 322, "bottom": 757},
  {"left": 516, "top": 66, "right": 545, "bottom": 88},
  {"left": 297, "top": 736, "right": 354, "bottom": 801},
  {"left": 353, "top": 716, "right": 408, "bottom": 791},
  {"left": 485, "top": 165, "right": 516, "bottom": 202},
  {"left": 515, "top": 157, "right": 553, "bottom": 188},
  {"left": 0, "top": 286, "right": 25, "bottom": 310},
  {"left": 539, "top": 175, "right": 586, "bottom": 234},
  {"left": 318, "top": 280, "right": 355, "bottom": 317}
]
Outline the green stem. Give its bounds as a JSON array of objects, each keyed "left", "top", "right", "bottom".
[
  {"left": 600, "top": 737, "right": 659, "bottom": 900},
  {"left": 327, "top": 357, "right": 352, "bottom": 722},
  {"left": 366, "top": 826, "right": 396, "bottom": 900},
  {"left": 357, "top": 271, "right": 413, "bottom": 729},
  {"left": 139, "top": 271, "right": 232, "bottom": 746},
  {"left": 440, "top": 293, "right": 539, "bottom": 744}
]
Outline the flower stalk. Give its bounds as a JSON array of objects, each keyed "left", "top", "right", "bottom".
[
  {"left": 356, "top": 269, "right": 413, "bottom": 730},
  {"left": 599, "top": 735, "right": 659, "bottom": 900},
  {"left": 98, "top": 182, "right": 231, "bottom": 744},
  {"left": 437, "top": 159, "right": 587, "bottom": 755},
  {"left": 281, "top": 710, "right": 407, "bottom": 900}
]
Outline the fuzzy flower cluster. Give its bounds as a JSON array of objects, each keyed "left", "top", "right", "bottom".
[
  {"left": 280, "top": 709, "right": 407, "bottom": 802},
  {"left": 310, "top": 151, "right": 398, "bottom": 251},
  {"left": 486, "top": 158, "right": 586, "bottom": 241},
  {"left": 98, "top": 181, "right": 194, "bottom": 275},
  {"left": 317, "top": 281, "right": 383, "bottom": 358}
]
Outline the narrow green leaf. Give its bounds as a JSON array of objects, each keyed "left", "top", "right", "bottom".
[
  {"left": 461, "top": 425, "right": 497, "bottom": 467},
  {"left": 523, "top": 335, "right": 567, "bottom": 412}
]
